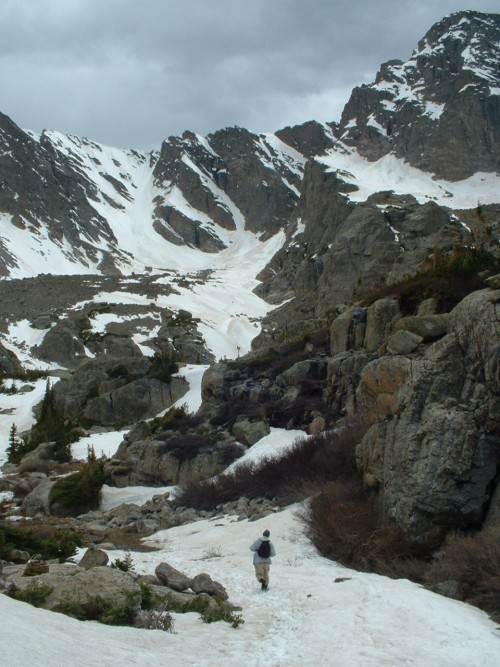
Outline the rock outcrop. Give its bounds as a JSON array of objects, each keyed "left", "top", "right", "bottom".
[
  {"left": 327, "top": 286, "right": 500, "bottom": 547},
  {"left": 339, "top": 11, "right": 500, "bottom": 179}
]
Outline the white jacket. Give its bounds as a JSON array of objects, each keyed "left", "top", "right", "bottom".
[{"left": 250, "top": 536, "right": 276, "bottom": 564}]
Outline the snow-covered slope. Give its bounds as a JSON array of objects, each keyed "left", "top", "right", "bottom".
[
  {"left": 0, "top": 120, "right": 304, "bottom": 279},
  {"left": 317, "top": 142, "right": 500, "bottom": 207},
  {"left": 1, "top": 504, "right": 499, "bottom": 667}
]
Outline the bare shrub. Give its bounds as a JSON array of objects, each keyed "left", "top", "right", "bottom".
[
  {"left": 135, "top": 605, "right": 175, "bottom": 632},
  {"left": 202, "top": 546, "right": 223, "bottom": 559},
  {"left": 174, "top": 417, "right": 367, "bottom": 510},
  {"left": 299, "top": 478, "right": 413, "bottom": 572},
  {"left": 425, "top": 526, "right": 500, "bottom": 622}
]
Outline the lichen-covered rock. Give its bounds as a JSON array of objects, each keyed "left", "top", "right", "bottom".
[
  {"left": 21, "top": 477, "right": 56, "bottom": 517},
  {"left": 357, "top": 356, "right": 412, "bottom": 423},
  {"left": 356, "top": 288, "right": 500, "bottom": 547},
  {"left": 78, "top": 547, "right": 109, "bottom": 568},
  {"left": 0, "top": 342, "right": 22, "bottom": 375},
  {"left": 386, "top": 330, "right": 423, "bottom": 355},
  {"left": 330, "top": 307, "right": 367, "bottom": 355},
  {"left": 231, "top": 418, "right": 270, "bottom": 447},
  {"left": 392, "top": 314, "right": 449, "bottom": 341},
  {"left": 83, "top": 376, "right": 188, "bottom": 426},
  {"left": 8, "top": 564, "right": 140, "bottom": 614},
  {"left": 155, "top": 562, "right": 192, "bottom": 592},
  {"left": 190, "top": 572, "right": 228, "bottom": 600},
  {"left": 364, "top": 299, "right": 401, "bottom": 354}
]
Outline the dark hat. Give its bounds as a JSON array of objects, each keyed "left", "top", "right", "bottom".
[{"left": 263, "top": 529, "right": 270, "bottom": 537}]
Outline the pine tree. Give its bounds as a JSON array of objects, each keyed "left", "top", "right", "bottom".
[{"left": 6, "top": 423, "right": 22, "bottom": 462}]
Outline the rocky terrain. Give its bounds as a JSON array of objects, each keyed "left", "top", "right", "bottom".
[{"left": 0, "top": 9, "right": 499, "bottom": 623}]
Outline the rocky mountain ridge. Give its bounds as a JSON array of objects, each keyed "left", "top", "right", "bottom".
[
  {"left": 339, "top": 10, "right": 500, "bottom": 179},
  {"left": 0, "top": 119, "right": 304, "bottom": 278},
  {"left": 1, "top": 10, "right": 499, "bottom": 563}
]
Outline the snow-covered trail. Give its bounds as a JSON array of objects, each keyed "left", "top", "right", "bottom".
[{"left": 2, "top": 507, "right": 498, "bottom": 667}]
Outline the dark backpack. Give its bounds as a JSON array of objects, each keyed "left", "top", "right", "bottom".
[{"left": 257, "top": 539, "right": 271, "bottom": 558}]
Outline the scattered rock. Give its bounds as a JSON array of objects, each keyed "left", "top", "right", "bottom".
[
  {"left": 155, "top": 562, "right": 192, "bottom": 592},
  {"left": 190, "top": 572, "right": 228, "bottom": 600},
  {"left": 78, "top": 547, "right": 109, "bottom": 569}
]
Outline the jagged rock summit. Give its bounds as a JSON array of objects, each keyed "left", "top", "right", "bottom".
[
  {"left": 0, "top": 119, "right": 304, "bottom": 279},
  {"left": 339, "top": 10, "right": 500, "bottom": 179},
  {"left": 0, "top": 12, "right": 498, "bottom": 282}
]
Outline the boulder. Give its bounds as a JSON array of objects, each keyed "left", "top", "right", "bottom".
[
  {"left": 190, "top": 572, "right": 228, "bottom": 600},
  {"left": 155, "top": 562, "right": 192, "bottom": 592},
  {"left": 83, "top": 376, "right": 189, "bottom": 426},
  {"left": 21, "top": 477, "right": 56, "bottom": 517},
  {"left": 10, "top": 550, "right": 31, "bottom": 563},
  {"left": 364, "top": 299, "right": 401, "bottom": 354},
  {"left": 78, "top": 547, "right": 109, "bottom": 568},
  {"left": 357, "top": 356, "right": 412, "bottom": 422},
  {"left": 386, "top": 330, "right": 423, "bottom": 355},
  {"left": 33, "top": 321, "right": 87, "bottom": 369},
  {"left": 7, "top": 564, "right": 140, "bottom": 614},
  {"left": 326, "top": 352, "right": 371, "bottom": 416},
  {"left": 0, "top": 342, "right": 22, "bottom": 375},
  {"left": 201, "top": 362, "right": 229, "bottom": 402},
  {"left": 24, "top": 559, "right": 50, "bottom": 576},
  {"left": 232, "top": 418, "right": 270, "bottom": 446},
  {"left": 18, "top": 442, "right": 57, "bottom": 472},
  {"left": 330, "top": 307, "right": 366, "bottom": 355},
  {"left": 279, "top": 359, "right": 327, "bottom": 386},
  {"left": 392, "top": 314, "right": 449, "bottom": 341}
]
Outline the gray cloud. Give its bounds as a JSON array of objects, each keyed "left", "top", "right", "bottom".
[{"left": 0, "top": 0, "right": 498, "bottom": 150}]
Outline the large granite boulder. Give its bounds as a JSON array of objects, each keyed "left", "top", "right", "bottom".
[
  {"left": 155, "top": 562, "right": 192, "bottom": 592},
  {"left": 0, "top": 342, "right": 22, "bottom": 375},
  {"left": 355, "top": 288, "right": 500, "bottom": 547},
  {"left": 83, "top": 376, "right": 188, "bottom": 426},
  {"left": 11, "top": 564, "right": 140, "bottom": 615}
]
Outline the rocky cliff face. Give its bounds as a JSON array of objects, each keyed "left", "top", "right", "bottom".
[
  {"left": 339, "top": 11, "right": 500, "bottom": 179},
  {"left": 153, "top": 127, "right": 303, "bottom": 244},
  {"left": 328, "top": 287, "right": 500, "bottom": 548},
  {"left": 256, "top": 11, "right": 500, "bottom": 323}
]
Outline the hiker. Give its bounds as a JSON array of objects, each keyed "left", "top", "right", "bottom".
[{"left": 250, "top": 529, "right": 276, "bottom": 590}]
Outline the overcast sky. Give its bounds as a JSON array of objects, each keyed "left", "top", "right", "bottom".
[{"left": 0, "top": 0, "right": 498, "bottom": 151}]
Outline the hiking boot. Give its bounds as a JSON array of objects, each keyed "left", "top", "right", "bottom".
[{"left": 261, "top": 581, "right": 268, "bottom": 591}]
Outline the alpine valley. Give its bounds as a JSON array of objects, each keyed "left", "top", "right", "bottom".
[{"left": 0, "top": 10, "right": 500, "bottom": 664}]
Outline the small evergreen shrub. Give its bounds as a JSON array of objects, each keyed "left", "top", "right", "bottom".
[
  {"left": 11, "top": 581, "right": 53, "bottom": 607},
  {"left": 0, "top": 523, "right": 81, "bottom": 561},
  {"left": 49, "top": 454, "right": 105, "bottom": 515},
  {"left": 147, "top": 353, "right": 179, "bottom": 384},
  {"left": 139, "top": 582, "right": 159, "bottom": 611},
  {"left": 111, "top": 552, "right": 135, "bottom": 572},
  {"left": 162, "top": 592, "right": 243, "bottom": 628},
  {"left": 18, "top": 379, "right": 77, "bottom": 463},
  {"left": 150, "top": 403, "right": 201, "bottom": 433},
  {"left": 59, "top": 592, "right": 139, "bottom": 626}
]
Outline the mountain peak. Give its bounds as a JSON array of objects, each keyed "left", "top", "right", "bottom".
[{"left": 339, "top": 11, "right": 500, "bottom": 179}]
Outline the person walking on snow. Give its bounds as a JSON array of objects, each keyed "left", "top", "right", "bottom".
[{"left": 250, "top": 529, "right": 276, "bottom": 590}]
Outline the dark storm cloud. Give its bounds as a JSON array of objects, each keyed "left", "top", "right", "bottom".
[{"left": 0, "top": 0, "right": 498, "bottom": 150}]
